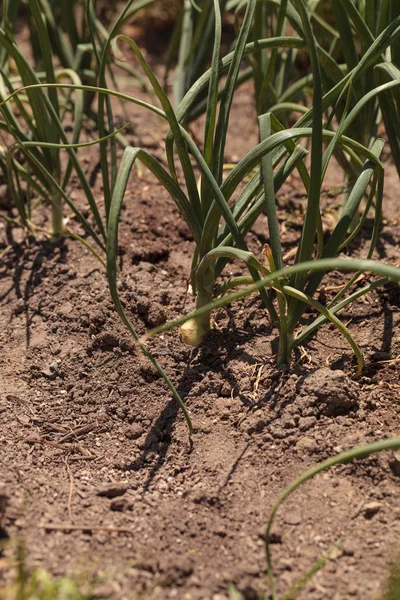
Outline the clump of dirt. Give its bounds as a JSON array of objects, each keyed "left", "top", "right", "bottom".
[{"left": 298, "top": 367, "right": 360, "bottom": 416}]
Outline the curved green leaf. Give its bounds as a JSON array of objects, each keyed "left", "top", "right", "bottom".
[{"left": 265, "top": 438, "right": 400, "bottom": 600}]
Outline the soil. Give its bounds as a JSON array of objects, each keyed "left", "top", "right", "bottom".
[{"left": 1, "top": 35, "right": 400, "bottom": 600}]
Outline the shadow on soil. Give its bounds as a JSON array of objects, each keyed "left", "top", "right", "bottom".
[
  {"left": 0, "top": 235, "right": 69, "bottom": 349},
  {"left": 122, "top": 275, "right": 400, "bottom": 491}
]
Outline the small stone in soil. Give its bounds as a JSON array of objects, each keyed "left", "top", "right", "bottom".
[
  {"left": 296, "top": 437, "right": 317, "bottom": 453},
  {"left": 342, "top": 540, "right": 357, "bottom": 556},
  {"left": 362, "top": 502, "right": 382, "bottom": 518},
  {"left": 40, "top": 364, "right": 58, "bottom": 379},
  {"left": 298, "top": 416, "right": 317, "bottom": 431},
  {"left": 124, "top": 424, "right": 144, "bottom": 440},
  {"left": 14, "top": 298, "right": 25, "bottom": 315},
  {"left": 283, "top": 512, "right": 301, "bottom": 526},
  {"left": 110, "top": 497, "right": 133, "bottom": 512},
  {"left": 96, "top": 483, "right": 129, "bottom": 498}
]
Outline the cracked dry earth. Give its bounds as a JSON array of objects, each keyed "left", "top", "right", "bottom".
[{"left": 1, "top": 81, "right": 400, "bottom": 600}]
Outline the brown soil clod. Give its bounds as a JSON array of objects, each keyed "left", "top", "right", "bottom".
[{"left": 95, "top": 483, "right": 130, "bottom": 498}]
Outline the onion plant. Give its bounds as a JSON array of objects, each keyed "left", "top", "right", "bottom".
[
  {"left": 98, "top": 0, "right": 400, "bottom": 435},
  {"left": 124, "top": 0, "right": 400, "bottom": 375},
  {"left": 232, "top": 0, "right": 309, "bottom": 119},
  {"left": 168, "top": 0, "right": 310, "bottom": 123},
  {"left": 375, "top": 61, "right": 400, "bottom": 177},
  {"left": 1, "top": 0, "right": 100, "bottom": 118},
  {"left": 0, "top": 0, "right": 155, "bottom": 237},
  {"left": 106, "top": 0, "right": 313, "bottom": 346},
  {"left": 165, "top": 0, "right": 233, "bottom": 112},
  {"left": 223, "top": 1, "right": 400, "bottom": 176},
  {"left": 0, "top": 0, "right": 86, "bottom": 236},
  {"left": 264, "top": 437, "right": 400, "bottom": 600},
  {"left": 1, "top": 0, "right": 155, "bottom": 112},
  {"left": 303, "top": 0, "right": 400, "bottom": 178}
]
